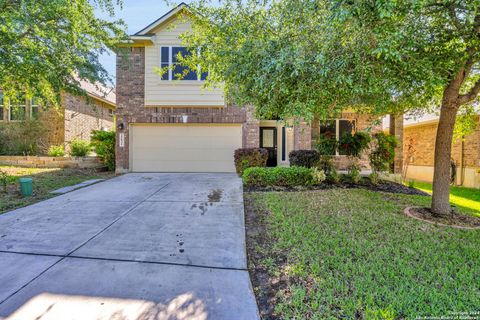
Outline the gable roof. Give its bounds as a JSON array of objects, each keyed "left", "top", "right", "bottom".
[
  {"left": 79, "top": 80, "right": 116, "bottom": 107},
  {"left": 135, "top": 2, "right": 189, "bottom": 36}
]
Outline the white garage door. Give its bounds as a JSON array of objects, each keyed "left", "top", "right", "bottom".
[{"left": 130, "top": 124, "right": 242, "bottom": 172}]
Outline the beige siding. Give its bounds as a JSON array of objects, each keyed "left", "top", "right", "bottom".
[{"left": 144, "top": 17, "right": 225, "bottom": 107}]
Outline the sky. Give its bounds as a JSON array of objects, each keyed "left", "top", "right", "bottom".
[{"left": 96, "top": 0, "right": 193, "bottom": 83}]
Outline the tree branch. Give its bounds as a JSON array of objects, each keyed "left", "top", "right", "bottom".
[{"left": 458, "top": 77, "right": 480, "bottom": 105}]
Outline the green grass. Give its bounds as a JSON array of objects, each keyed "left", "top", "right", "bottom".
[
  {"left": 411, "top": 181, "right": 480, "bottom": 217},
  {"left": 0, "top": 166, "right": 114, "bottom": 214},
  {"left": 247, "top": 189, "right": 480, "bottom": 319}
]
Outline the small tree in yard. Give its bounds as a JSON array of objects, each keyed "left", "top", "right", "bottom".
[{"left": 181, "top": 0, "right": 480, "bottom": 216}]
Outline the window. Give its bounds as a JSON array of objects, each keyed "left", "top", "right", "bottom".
[
  {"left": 31, "top": 97, "right": 40, "bottom": 119},
  {"left": 318, "top": 119, "right": 356, "bottom": 155},
  {"left": 160, "top": 46, "right": 207, "bottom": 81},
  {"left": 0, "top": 92, "right": 4, "bottom": 121},
  {"left": 9, "top": 95, "right": 26, "bottom": 121}
]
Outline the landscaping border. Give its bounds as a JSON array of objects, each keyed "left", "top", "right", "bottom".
[
  {"left": 404, "top": 207, "right": 480, "bottom": 230},
  {"left": 0, "top": 156, "right": 103, "bottom": 169}
]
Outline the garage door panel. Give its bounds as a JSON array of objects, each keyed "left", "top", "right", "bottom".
[
  {"left": 132, "top": 148, "right": 237, "bottom": 161},
  {"left": 133, "top": 138, "right": 240, "bottom": 149},
  {"left": 132, "top": 160, "right": 235, "bottom": 173},
  {"left": 131, "top": 125, "right": 242, "bottom": 172}
]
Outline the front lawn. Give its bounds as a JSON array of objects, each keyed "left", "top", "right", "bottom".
[
  {"left": 0, "top": 166, "right": 114, "bottom": 214},
  {"left": 246, "top": 189, "right": 480, "bottom": 319},
  {"left": 412, "top": 181, "right": 480, "bottom": 217}
]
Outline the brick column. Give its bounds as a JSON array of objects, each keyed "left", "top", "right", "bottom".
[
  {"left": 242, "top": 105, "right": 259, "bottom": 148},
  {"left": 115, "top": 47, "right": 145, "bottom": 173},
  {"left": 293, "top": 121, "right": 312, "bottom": 150},
  {"left": 389, "top": 114, "right": 404, "bottom": 174}
]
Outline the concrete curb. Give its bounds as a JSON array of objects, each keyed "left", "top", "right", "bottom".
[{"left": 50, "top": 179, "right": 105, "bottom": 194}]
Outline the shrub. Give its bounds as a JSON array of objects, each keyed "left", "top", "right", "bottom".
[
  {"left": 369, "top": 171, "right": 379, "bottom": 185},
  {"left": 0, "top": 169, "right": 14, "bottom": 193},
  {"left": 339, "top": 131, "right": 371, "bottom": 157},
  {"left": 347, "top": 163, "right": 361, "bottom": 184},
  {"left": 289, "top": 150, "right": 320, "bottom": 168},
  {"left": 243, "top": 166, "right": 325, "bottom": 187},
  {"left": 312, "top": 167, "right": 326, "bottom": 184},
  {"left": 48, "top": 145, "right": 65, "bottom": 157},
  {"left": 369, "top": 132, "right": 398, "bottom": 174},
  {"left": 315, "top": 131, "right": 338, "bottom": 155},
  {"left": 234, "top": 148, "right": 268, "bottom": 176},
  {"left": 318, "top": 155, "right": 335, "bottom": 174},
  {"left": 0, "top": 119, "right": 47, "bottom": 155},
  {"left": 326, "top": 167, "right": 341, "bottom": 184},
  {"left": 70, "top": 138, "right": 90, "bottom": 157},
  {"left": 91, "top": 130, "right": 115, "bottom": 171}
]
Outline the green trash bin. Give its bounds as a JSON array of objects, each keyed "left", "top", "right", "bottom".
[{"left": 19, "top": 178, "right": 33, "bottom": 197}]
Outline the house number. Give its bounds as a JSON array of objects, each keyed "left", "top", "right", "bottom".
[{"left": 119, "top": 133, "right": 125, "bottom": 148}]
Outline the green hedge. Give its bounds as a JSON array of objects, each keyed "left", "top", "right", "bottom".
[{"left": 243, "top": 166, "right": 325, "bottom": 187}]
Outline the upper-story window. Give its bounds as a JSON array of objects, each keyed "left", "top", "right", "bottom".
[
  {"left": 160, "top": 46, "right": 208, "bottom": 81},
  {"left": 319, "top": 119, "right": 356, "bottom": 155},
  {"left": 9, "top": 95, "right": 27, "bottom": 121}
]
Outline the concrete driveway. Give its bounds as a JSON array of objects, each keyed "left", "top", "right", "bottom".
[{"left": 0, "top": 173, "right": 259, "bottom": 320}]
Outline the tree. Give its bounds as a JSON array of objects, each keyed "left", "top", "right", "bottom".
[
  {"left": 180, "top": 0, "right": 480, "bottom": 216},
  {"left": 0, "top": 0, "right": 126, "bottom": 105}
]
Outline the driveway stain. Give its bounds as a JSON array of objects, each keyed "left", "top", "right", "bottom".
[{"left": 207, "top": 189, "right": 222, "bottom": 202}]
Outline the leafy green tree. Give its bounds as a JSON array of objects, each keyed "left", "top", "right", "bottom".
[
  {"left": 0, "top": 0, "right": 126, "bottom": 104},
  {"left": 181, "top": 0, "right": 480, "bottom": 216}
]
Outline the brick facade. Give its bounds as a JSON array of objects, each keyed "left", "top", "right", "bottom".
[
  {"left": 116, "top": 47, "right": 259, "bottom": 172},
  {"left": 311, "top": 112, "right": 382, "bottom": 170},
  {"left": 294, "top": 121, "right": 311, "bottom": 150},
  {"left": 404, "top": 117, "right": 480, "bottom": 168},
  {"left": 62, "top": 93, "right": 114, "bottom": 145}
]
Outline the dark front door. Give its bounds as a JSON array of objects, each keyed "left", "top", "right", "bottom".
[{"left": 260, "top": 127, "right": 277, "bottom": 167}]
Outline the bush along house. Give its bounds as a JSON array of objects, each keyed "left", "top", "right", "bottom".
[{"left": 115, "top": 3, "right": 399, "bottom": 174}]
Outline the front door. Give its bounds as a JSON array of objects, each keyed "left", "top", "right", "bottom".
[{"left": 260, "top": 127, "right": 277, "bottom": 167}]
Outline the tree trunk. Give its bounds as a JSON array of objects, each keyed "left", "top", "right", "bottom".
[{"left": 431, "top": 96, "right": 459, "bottom": 216}]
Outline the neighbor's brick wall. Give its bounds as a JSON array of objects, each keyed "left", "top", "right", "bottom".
[
  {"left": 115, "top": 47, "right": 252, "bottom": 172},
  {"left": 404, "top": 117, "right": 480, "bottom": 168},
  {"left": 62, "top": 92, "right": 114, "bottom": 144}
]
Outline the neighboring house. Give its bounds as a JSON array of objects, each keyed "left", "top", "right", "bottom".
[
  {"left": 115, "top": 3, "right": 384, "bottom": 173},
  {"left": 0, "top": 80, "right": 116, "bottom": 153},
  {"left": 386, "top": 113, "right": 480, "bottom": 189}
]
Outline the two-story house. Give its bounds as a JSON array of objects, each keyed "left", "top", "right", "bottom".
[{"left": 115, "top": 3, "right": 388, "bottom": 173}]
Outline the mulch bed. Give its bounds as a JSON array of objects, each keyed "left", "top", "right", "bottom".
[
  {"left": 405, "top": 207, "right": 480, "bottom": 229},
  {"left": 244, "top": 196, "right": 283, "bottom": 319},
  {"left": 244, "top": 179, "right": 429, "bottom": 196}
]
